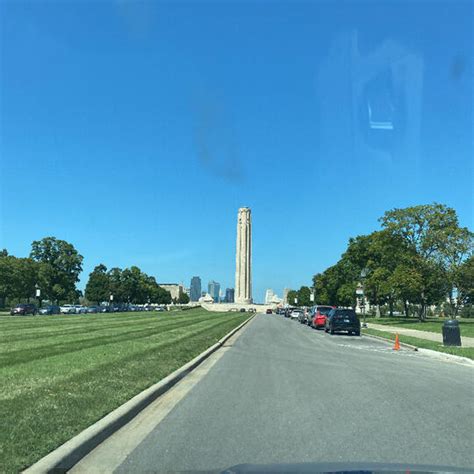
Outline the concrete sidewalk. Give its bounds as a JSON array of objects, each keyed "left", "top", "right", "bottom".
[{"left": 367, "top": 322, "right": 474, "bottom": 348}]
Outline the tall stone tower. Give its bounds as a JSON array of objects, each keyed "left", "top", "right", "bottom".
[{"left": 235, "top": 207, "right": 252, "bottom": 304}]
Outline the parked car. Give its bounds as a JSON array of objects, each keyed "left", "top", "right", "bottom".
[
  {"left": 86, "top": 306, "right": 100, "bottom": 313},
  {"left": 99, "top": 305, "right": 110, "bottom": 313},
  {"left": 10, "top": 304, "right": 37, "bottom": 316},
  {"left": 240, "top": 308, "right": 246, "bottom": 312},
  {"left": 38, "top": 305, "right": 60, "bottom": 315},
  {"left": 266, "top": 309, "right": 272, "bottom": 314},
  {"left": 60, "top": 304, "right": 76, "bottom": 314},
  {"left": 290, "top": 309, "right": 302, "bottom": 320},
  {"left": 311, "top": 305, "right": 336, "bottom": 329},
  {"left": 284, "top": 307, "right": 294, "bottom": 318},
  {"left": 298, "top": 309, "right": 307, "bottom": 323},
  {"left": 74, "top": 305, "right": 87, "bottom": 314},
  {"left": 325, "top": 308, "right": 361, "bottom": 336}
]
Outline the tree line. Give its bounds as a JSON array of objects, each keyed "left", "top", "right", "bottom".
[
  {"left": 84, "top": 264, "right": 185, "bottom": 305},
  {"left": 291, "top": 204, "right": 473, "bottom": 319},
  {"left": 0, "top": 236, "right": 182, "bottom": 307}
]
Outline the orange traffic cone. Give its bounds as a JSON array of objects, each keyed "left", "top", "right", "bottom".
[{"left": 393, "top": 333, "right": 400, "bottom": 351}]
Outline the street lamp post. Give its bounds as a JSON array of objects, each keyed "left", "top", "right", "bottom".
[
  {"left": 359, "top": 268, "right": 369, "bottom": 328},
  {"left": 110, "top": 294, "right": 114, "bottom": 312},
  {"left": 294, "top": 297, "right": 298, "bottom": 306}
]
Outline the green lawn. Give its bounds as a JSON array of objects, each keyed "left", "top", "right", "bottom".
[
  {"left": 363, "top": 328, "right": 474, "bottom": 360},
  {"left": 0, "top": 309, "right": 248, "bottom": 473},
  {"left": 368, "top": 317, "right": 474, "bottom": 338}
]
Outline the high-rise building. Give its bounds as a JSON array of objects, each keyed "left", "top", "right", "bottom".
[
  {"left": 235, "top": 207, "right": 252, "bottom": 304},
  {"left": 225, "top": 288, "right": 235, "bottom": 303},
  {"left": 190, "top": 276, "right": 201, "bottom": 302},
  {"left": 208, "top": 280, "right": 221, "bottom": 303}
]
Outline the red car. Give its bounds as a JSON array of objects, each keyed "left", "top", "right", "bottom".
[{"left": 311, "top": 306, "right": 335, "bottom": 329}]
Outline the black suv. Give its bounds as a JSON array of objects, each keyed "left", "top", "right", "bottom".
[
  {"left": 325, "top": 308, "right": 360, "bottom": 336},
  {"left": 10, "top": 304, "right": 37, "bottom": 316}
]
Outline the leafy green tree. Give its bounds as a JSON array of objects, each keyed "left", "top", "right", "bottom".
[
  {"left": 380, "top": 203, "right": 461, "bottom": 259},
  {"left": 0, "top": 253, "right": 14, "bottom": 307},
  {"left": 0, "top": 253, "right": 39, "bottom": 306},
  {"left": 156, "top": 286, "right": 172, "bottom": 304},
  {"left": 380, "top": 203, "right": 472, "bottom": 316},
  {"left": 297, "top": 286, "right": 312, "bottom": 307},
  {"left": 178, "top": 293, "right": 190, "bottom": 304},
  {"left": 313, "top": 273, "right": 329, "bottom": 305},
  {"left": 30, "top": 237, "right": 83, "bottom": 304},
  {"left": 121, "top": 266, "right": 146, "bottom": 303},
  {"left": 85, "top": 264, "right": 110, "bottom": 304},
  {"left": 107, "top": 267, "right": 125, "bottom": 302},
  {"left": 336, "top": 282, "right": 357, "bottom": 308},
  {"left": 455, "top": 255, "right": 473, "bottom": 307},
  {"left": 287, "top": 290, "right": 298, "bottom": 305}
]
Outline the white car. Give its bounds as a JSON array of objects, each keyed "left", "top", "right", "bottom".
[
  {"left": 60, "top": 304, "right": 75, "bottom": 314},
  {"left": 290, "top": 310, "right": 302, "bottom": 320},
  {"left": 74, "top": 305, "right": 87, "bottom": 314}
]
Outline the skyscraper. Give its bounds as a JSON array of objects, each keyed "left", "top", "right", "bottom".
[
  {"left": 225, "top": 288, "right": 235, "bottom": 303},
  {"left": 208, "top": 280, "right": 221, "bottom": 303},
  {"left": 235, "top": 207, "right": 252, "bottom": 304},
  {"left": 190, "top": 276, "right": 201, "bottom": 302}
]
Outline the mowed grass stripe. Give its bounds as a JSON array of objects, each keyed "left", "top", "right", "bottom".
[
  {"left": 1, "top": 313, "right": 235, "bottom": 387},
  {"left": 1, "top": 314, "right": 239, "bottom": 401},
  {"left": 0, "top": 312, "right": 169, "bottom": 335},
  {"left": 0, "top": 313, "right": 218, "bottom": 359},
  {"left": 2, "top": 314, "right": 236, "bottom": 400},
  {"left": 0, "top": 309, "right": 248, "bottom": 473},
  {"left": 0, "top": 312, "right": 186, "bottom": 338}
]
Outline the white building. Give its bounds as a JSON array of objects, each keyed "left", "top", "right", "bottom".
[
  {"left": 265, "top": 289, "right": 275, "bottom": 304},
  {"left": 158, "top": 283, "right": 184, "bottom": 301}
]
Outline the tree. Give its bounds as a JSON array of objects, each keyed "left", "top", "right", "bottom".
[
  {"left": 30, "top": 237, "right": 83, "bottom": 304},
  {"left": 108, "top": 267, "right": 125, "bottom": 302},
  {"left": 380, "top": 204, "right": 473, "bottom": 315},
  {"left": 456, "top": 256, "right": 474, "bottom": 307},
  {"left": 178, "top": 293, "right": 190, "bottom": 304},
  {"left": 380, "top": 203, "right": 461, "bottom": 259},
  {"left": 287, "top": 290, "right": 298, "bottom": 306},
  {"left": 155, "top": 286, "right": 172, "bottom": 304},
  {"left": 85, "top": 264, "right": 110, "bottom": 304},
  {"left": 0, "top": 253, "right": 39, "bottom": 306},
  {"left": 297, "top": 286, "right": 312, "bottom": 307}
]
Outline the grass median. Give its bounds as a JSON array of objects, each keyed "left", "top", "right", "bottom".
[
  {"left": 367, "top": 317, "right": 474, "bottom": 338},
  {"left": 362, "top": 327, "right": 474, "bottom": 360},
  {"left": 0, "top": 308, "right": 249, "bottom": 473}
]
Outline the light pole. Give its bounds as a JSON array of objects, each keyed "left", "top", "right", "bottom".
[
  {"left": 294, "top": 297, "right": 298, "bottom": 306},
  {"left": 359, "top": 268, "right": 368, "bottom": 328},
  {"left": 110, "top": 294, "right": 114, "bottom": 312}
]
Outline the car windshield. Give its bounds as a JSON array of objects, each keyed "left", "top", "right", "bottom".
[{"left": 1, "top": 0, "right": 472, "bottom": 472}]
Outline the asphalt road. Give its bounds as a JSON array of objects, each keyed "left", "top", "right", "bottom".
[{"left": 74, "top": 313, "right": 474, "bottom": 472}]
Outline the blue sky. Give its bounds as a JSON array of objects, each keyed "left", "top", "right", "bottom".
[{"left": 1, "top": 1, "right": 472, "bottom": 302}]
